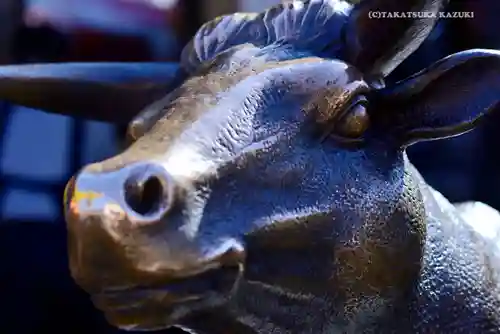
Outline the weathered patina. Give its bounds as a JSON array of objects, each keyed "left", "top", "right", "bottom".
[{"left": 0, "top": 0, "right": 500, "bottom": 333}]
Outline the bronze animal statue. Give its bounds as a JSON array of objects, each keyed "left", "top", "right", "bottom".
[{"left": 0, "top": 0, "right": 500, "bottom": 333}]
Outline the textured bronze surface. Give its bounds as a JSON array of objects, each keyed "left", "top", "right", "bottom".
[{"left": 0, "top": 0, "right": 500, "bottom": 333}]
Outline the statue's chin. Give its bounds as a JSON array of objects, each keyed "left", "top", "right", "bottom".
[
  {"left": 89, "top": 264, "right": 242, "bottom": 331},
  {"left": 95, "top": 292, "right": 197, "bottom": 331}
]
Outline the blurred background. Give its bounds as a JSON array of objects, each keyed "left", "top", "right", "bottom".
[{"left": 0, "top": 0, "right": 499, "bottom": 333}]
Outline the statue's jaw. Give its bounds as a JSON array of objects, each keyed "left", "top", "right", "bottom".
[{"left": 89, "top": 264, "right": 241, "bottom": 331}]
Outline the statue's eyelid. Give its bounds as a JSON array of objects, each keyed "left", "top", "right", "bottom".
[{"left": 317, "top": 95, "right": 370, "bottom": 145}]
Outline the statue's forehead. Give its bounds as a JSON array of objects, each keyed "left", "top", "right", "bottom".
[
  {"left": 87, "top": 56, "right": 362, "bottom": 173},
  {"left": 147, "top": 55, "right": 362, "bottom": 138},
  {"left": 196, "top": 47, "right": 361, "bottom": 93}
]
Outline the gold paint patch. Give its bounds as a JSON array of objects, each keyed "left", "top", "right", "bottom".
[{"left": 69, "top": 187, "right": 104, "bottom": 212}]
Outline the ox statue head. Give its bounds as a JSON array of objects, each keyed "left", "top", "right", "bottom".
[{"left": 1, "top": 0, "right": 499, "bottom": 332}]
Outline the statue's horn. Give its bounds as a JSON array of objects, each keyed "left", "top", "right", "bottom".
[{"left": 0, "top": 62, "right": 182, "bottom": 124}]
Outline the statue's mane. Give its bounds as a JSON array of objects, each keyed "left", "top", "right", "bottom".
[{"left": 180, "top": 0, "right": 352, "bottom": 73}]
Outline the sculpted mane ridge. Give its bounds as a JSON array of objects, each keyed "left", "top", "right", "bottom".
[{"left": 180, "top": 0, "right": 352, "bottom": 73}]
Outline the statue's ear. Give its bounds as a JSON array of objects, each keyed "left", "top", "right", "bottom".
[
  {"left": 181, "top": 0, "right": 350, "bottom": 73},
  {"left": 343, "top": 0, "right": 448, "bottom": 79},
  {"left": 0, "top": 62, "right": 182, "bottom": 124},
  {"left": 376, "top": 49, "right": 500, "bottom": 145}
]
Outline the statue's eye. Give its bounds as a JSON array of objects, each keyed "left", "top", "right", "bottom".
[
  {"left": 312, "top": 94, "right": 370, "bottom": 144},
  {"left": 335, "top": 97, "right": 370, "bottom": 139}
]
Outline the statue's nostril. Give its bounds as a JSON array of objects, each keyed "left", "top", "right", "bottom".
[{"left": 124, "top": 175, "right": 165, "bottom": 216}]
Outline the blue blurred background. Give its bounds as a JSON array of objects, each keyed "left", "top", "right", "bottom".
[
  {"left": 1, "top": 0, "right": 500, "bottom": 333},
  {"left": 1, "top": 0, "right": 187, "bottom": 225}
]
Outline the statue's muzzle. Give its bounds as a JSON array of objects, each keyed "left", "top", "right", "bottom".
[{"left": 63, "top": 161, "right": 245, "bottom": 329}]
